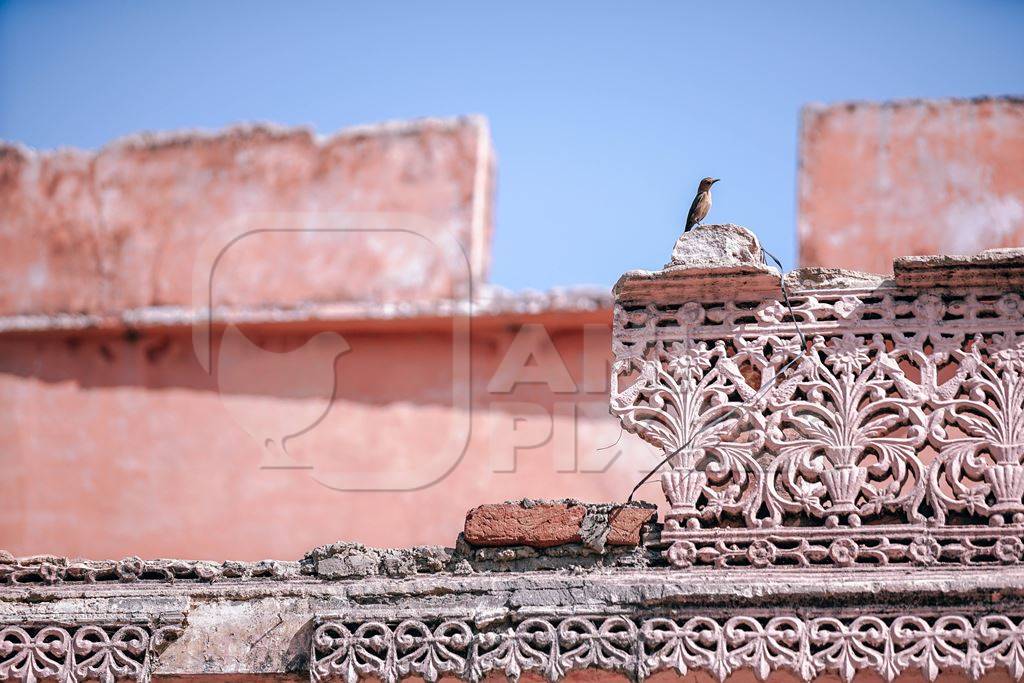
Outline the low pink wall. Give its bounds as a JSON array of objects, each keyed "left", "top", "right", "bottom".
[{"left": 0, "top": 311, "right": 664, "bottom": 560}]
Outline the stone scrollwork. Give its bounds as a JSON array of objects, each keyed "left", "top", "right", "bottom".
[
  {"left": 764, "top": 332, "right": 929, "bottom": 528},
  {"left": 931, "top": 332, "right": 1024, "bottom": 525},
  {"left": 612, "top": 333, "right": 769, "bottom": 528},
  {"left": 0, "top": 623, "right": 181, "bottom": 683},
  {"left": 611, "top": 286, "right": 1024, "bottom": 567},
  {"left": 311, "top": 612, "right": 1024, "bottom": 683},
  {"left": 0, "top": 626, "right": 69, "bottom": 683}
]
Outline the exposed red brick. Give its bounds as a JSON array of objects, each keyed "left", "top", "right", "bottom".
[
  {"left": 464, "top": 501, "right": 656, "bottom": 548},
  {"left": 605, "top": 505, "right": 658, "bottom": 546},
  {"left": 465, "top": 502, "right": 585, "bottom": 548}
]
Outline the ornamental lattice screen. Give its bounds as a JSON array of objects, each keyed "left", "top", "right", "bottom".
[{"left": 611, "top": 229, "right": 1024, "bottom": 569}]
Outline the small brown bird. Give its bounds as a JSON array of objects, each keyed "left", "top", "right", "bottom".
[{"left": 684, "top": 177, "right": 720, "bottom": 232}]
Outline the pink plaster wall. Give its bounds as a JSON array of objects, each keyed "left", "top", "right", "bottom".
[
  {"left": 798, "top": 97, "right": 1024, "bottom": 273},
  {"left": 0, "top": 312, "right": 664, "bottom": 560}
]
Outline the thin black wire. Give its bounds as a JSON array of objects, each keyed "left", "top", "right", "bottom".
[
  {"left": 624, "top": 246, "right": 808, "bottom": 505},
  {"left": 596, "top": 425, "right": 624, "bottom": 451}
]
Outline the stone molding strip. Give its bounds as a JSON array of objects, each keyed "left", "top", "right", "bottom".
[
  {"left": 0, "top": 286, "right": 613, "bottom": 336},
  {"left": 0, "top": 554, "right": 302, "bottom": 585}
]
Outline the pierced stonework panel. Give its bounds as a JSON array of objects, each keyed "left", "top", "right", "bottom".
[
  {"left": 311, "top": 612, "right": 1024, "bottom": 683},
  {"left": 0, "top": 623, "right": 180, "bottom": 683},
  {"left": 611, "top": 284, "right": 1024, "bottom": 568}
]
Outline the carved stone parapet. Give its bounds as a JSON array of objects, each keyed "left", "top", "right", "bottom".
[{"left": 612, "top": 230, "right": 1024, "bottom": 568}]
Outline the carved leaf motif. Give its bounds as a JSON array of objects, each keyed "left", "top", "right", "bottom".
[
  {"left": 640, "top": 618, "right": 688, "bottom": 676},
  {"left": 0, "top": 626, "right": 70, "bottom": 683},
  {"left": 978, "top": 615, "right": 1024, "bottom": 680},
  {"left": 73, "top": 625, "right": 149, "bottom": 683},
  {"left": 393, "top": 620, "right": 471, "bottom": 683},
  {"left": 0, "top": 624, "right": 172, "bottom": 683}
]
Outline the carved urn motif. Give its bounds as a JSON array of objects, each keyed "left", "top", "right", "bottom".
[
  {"left": 987, "top": 443, "right": 1024, "bottom": 512},
  {"left": 819, "top": 446, "right": 867, "bottom": 515},
  {"left": 661, "top": 448, "right": 707, "bottom": 522}
]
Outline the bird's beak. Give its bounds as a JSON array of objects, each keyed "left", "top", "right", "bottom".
[{"left": 711, "top": 178, "right": 720, "bottom": 184}]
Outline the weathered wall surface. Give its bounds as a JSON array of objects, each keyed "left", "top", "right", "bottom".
[
  {"left": 798, "top": 97, "right": 1024, "bottom": 272},
  {"left": 0, "top": 117, "right": 493, "bottom": 315}
]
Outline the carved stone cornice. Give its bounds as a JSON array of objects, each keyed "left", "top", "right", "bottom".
[
  {"left": 3, "top": 566, "right": 1024, "bottom": 681},
  {"left": 612, "top": 241, "right": 1024, "bottom": 571}
]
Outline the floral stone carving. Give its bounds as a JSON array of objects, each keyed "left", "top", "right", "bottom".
[
  {"left": 612, "top": 238, "right": 1024, "bottom": 568},
  {"left": 312, "top": 611, "right": 1024, "bottom": 683}
]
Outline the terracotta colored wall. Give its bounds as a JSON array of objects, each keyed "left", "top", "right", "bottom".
[
  {"left": 0, "top": 116, "right": 493, "bottom": 316},
  {"left": 798, "top": 97, "right": 1024, "bottom": 273},
  {"left": 0, "top": 312, "right": 664, "bottom": 560}
]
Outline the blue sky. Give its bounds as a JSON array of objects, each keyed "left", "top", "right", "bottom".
[{"left": 2, "top": 1, "right": 1022, "bottom": 290}]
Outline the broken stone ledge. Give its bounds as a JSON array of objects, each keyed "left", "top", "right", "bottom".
[
  {"left": 1, "top": 499, "right": 661, "bottom": 587},
  {"left": 4, "top": 515, "right": 1024, "bottom": 682},
  {"left": 616, "top": 224, "right": 782, "bottom": 303},
  {"left": 615, "top": 223, "right": 1024, "bottom": 304}
]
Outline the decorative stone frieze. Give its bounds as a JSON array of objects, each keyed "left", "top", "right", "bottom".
[
  {"left": 612, "top": 226, "right": 1024, "bottom": 569},
  {"left": 311, "top": 611, "right": 1024, "bottom": 683},
  {"left": 0, "top": 622, "right": 182, "bottom": 683},
  {"left": 4, "top": 553, "right": 1024, "bottom": 681}
]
